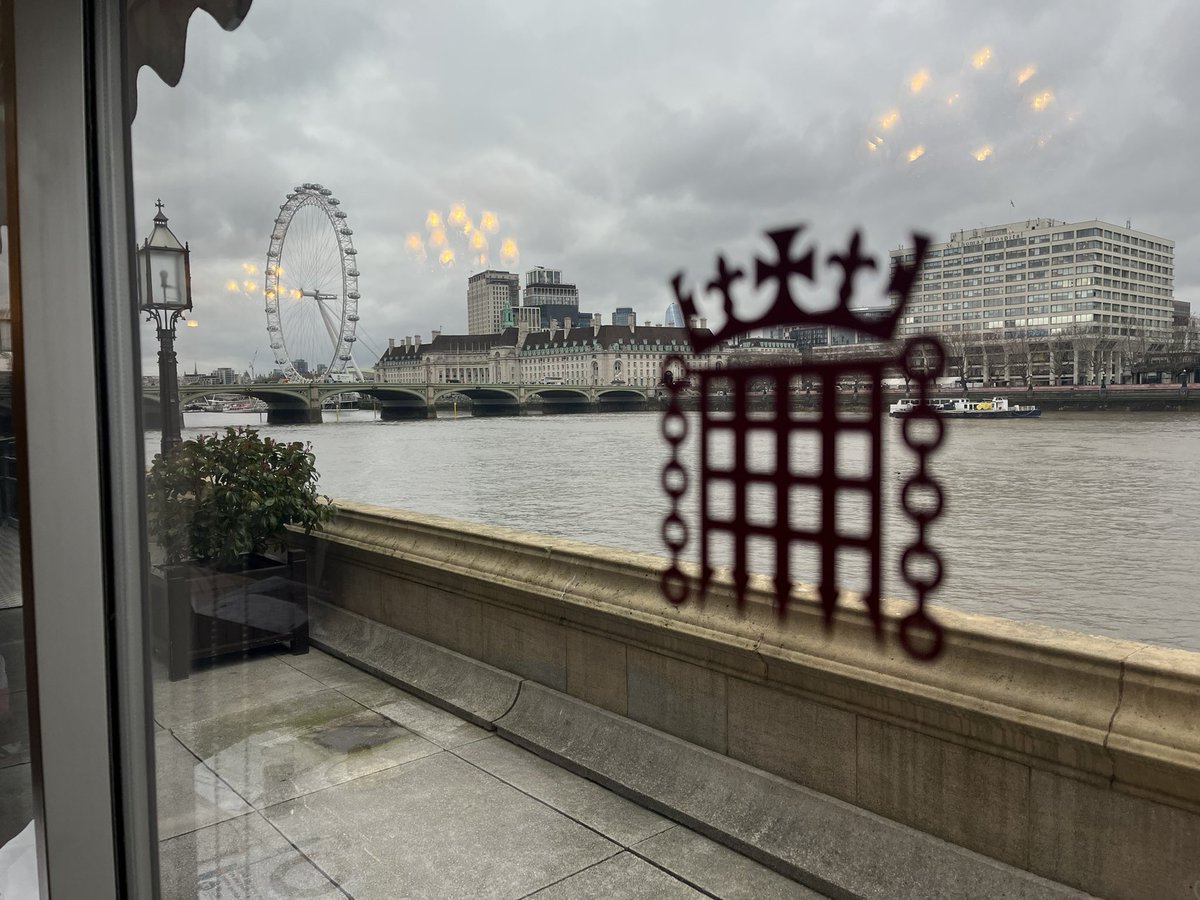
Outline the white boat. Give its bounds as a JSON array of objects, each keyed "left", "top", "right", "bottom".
[
  {"left": 889, "top": 396, "right": 1041, "bottom": 419},
  {"left": 222, "top": 399, "right": 268, "bottom": 413}
]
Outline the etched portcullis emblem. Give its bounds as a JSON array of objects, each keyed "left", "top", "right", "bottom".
[{"left": 659, "top": 224, "right": 948, "bottom": 660}]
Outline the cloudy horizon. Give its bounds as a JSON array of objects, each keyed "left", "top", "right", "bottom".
[{"left": 131, "top": 0, "right": 1199, "bottom": 375}]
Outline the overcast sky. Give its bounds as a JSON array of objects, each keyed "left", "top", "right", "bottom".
[{"left": 131, "top": 0, "right": 1200, "bottom": 375}]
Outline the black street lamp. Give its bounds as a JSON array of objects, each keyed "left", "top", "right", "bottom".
[{"left": 138, "top": 200, "right": 192, "bottom": 457}]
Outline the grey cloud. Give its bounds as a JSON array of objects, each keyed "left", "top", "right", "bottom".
[{"left": 132, "top": 0, "right": 1200, "bottom": 373}]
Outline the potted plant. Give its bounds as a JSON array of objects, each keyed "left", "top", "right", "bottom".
[{"left": 146, "top": 427, "right": 335, "bottom": 680}]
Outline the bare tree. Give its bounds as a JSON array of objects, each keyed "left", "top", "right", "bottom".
[
  {"left": 940, "top": 333, "right": 970, "bottom": 390},
  {"left": 1002, "top": 333, "right": 1034, "bottom": 386},
  {"left": 1120, "top": 331, "right": 1153, "bottom": 383},
  {"left": 1025, "top": 336, "right": 1042, "bottom": 387},
  {"left": 1046, "top": 334, "right": 1075, "bottom": 385}
]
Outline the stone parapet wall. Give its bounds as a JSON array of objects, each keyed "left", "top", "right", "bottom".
[{"left": 301, "top": 500, "right": 1200, "bottom": 898}]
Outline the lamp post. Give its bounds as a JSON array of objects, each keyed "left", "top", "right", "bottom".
[{"left": 138, "top": 200, "right": 192, "bottom": 457}]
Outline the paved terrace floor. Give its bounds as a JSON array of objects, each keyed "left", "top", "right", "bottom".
[{"left": 154, "top": 647, "right": 821, "bottom": 899}]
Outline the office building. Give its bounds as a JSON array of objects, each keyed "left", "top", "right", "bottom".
[
  {"left": 530, "top": 302, "right": 599, "bottom": 329},
  {"left": 892, "top": 218, "right": 1174, "bottom": 341},
  {"left": 467, "top": 270, "right": 520, "bottom": 335},
  {"left": 613, "top": 307, "right": 636, "bottom": 327},
  {"left": 523, "top": 267, "right": 579, "bottom": 309}
]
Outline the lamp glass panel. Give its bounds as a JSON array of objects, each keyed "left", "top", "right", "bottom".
[{"left": 146, "top": 247, "right": 188, "bottom": 310}]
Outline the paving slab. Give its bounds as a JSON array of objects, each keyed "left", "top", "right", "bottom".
[
  {"left": 264, "top": 750, "right": 619, "bottom": 900},
  {"left": 159, "top": 812, "right": 343, "bottom": 899},
  {"left": 375, "top": 690, "right": 491, "bottom": 749},
  {"left": 276, "top": 649, "right": 492, "bottom": 748},
  {"left": 155, "top": 731, "right": 250, "bottom": 840},
  {"left": 152, "top": 652, "right": 327, "bottom": 729},
  {"left": 0, "top": 761, "right": 32, "bottom": 849},
  {"left": 172, "top": 688, "right": 439, "bottom": 808},
  {"left": 456, "top": 735, "right": 672, "bottom": 847},
  {"left": 526, "top": 851, "right": 706, "bottom": 899},
  {"left": 635, "top": 825, "right": 824, "bottom": 899},
  {"left": 275, "top": 646, "right": 387, "bottom": 691}
]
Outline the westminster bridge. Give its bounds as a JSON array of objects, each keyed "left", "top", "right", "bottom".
[
  {"left": 139, "top": 377, "right": 1200, "bottom": 428},
  {"left": 143, "top": 381, "right": 657, "bottom": 425}
]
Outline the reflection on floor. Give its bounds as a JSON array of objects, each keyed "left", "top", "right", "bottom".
[
  {"left": 0, "top": 528, "right": 20, "bottom": 611},
  {"left": 0, "top": 605, "right": 31, "bottom": 853},
  {"left": 155, "top": 647, "right": 820, "bottom": 899}
]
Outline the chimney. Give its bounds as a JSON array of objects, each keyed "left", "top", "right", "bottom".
[
  {"left": 593, "top": 317, "right": 601, "bottom": 336},
  {"left": 388, "top": 337, "right": 395, "bottom": 351},
  {"left": 629, "top": 322, "right": 635, "bottom": 334},
  {"left": 414, "top": 334, "right": 421, "bottom": 347},
  {"left": 564, "top": 317, "right": 572, "bottom": 332},
  {"left": 431, "top": 328, "right": 441, "bottom": 340}
]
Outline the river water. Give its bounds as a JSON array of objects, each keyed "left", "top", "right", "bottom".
[{"left": 157, "top": 408, "right": 1200, "bottom": 652}]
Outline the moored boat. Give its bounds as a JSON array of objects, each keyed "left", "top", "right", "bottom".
[{"left": 889, "top": 396, "right": 1041, "bottom": 419}]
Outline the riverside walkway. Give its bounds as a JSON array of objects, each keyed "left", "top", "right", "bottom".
[{"left": 154, "top": 647, "right": 817, "bottom": 899}]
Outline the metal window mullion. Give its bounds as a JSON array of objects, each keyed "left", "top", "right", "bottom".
[
  {"left": 11, "top": 0, "right": 133, "bottom": 896},
  {"left": 89, "top": 0, "right": 159, "bottom": 895}
]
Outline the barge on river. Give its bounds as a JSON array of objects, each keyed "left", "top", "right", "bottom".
[{"left": 889, "top": 397, "right": 1042, "bottom": 419}]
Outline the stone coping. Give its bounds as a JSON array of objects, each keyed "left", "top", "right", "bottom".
[{"left": 299, "top": 500, "right": 1200, "bottom": 812}]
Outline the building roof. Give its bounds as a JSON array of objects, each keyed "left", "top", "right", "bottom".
[
  {"left": 520, "top": 324, "right": 713, "bottom": 352},
  {"left": 378, "top": 329, "right": 520, "bottom": 364},
  {"left": 467, "top": 269, "right": 519, "bottom": 283},
  {"left": 378, "top": 323, "right": 720, "bottom": 365}
]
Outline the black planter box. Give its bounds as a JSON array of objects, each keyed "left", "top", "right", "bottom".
[{"left": 150, "top": 549, "right": 309, "bottom": 681}]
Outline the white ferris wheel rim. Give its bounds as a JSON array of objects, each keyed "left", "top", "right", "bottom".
[{"left": 263, "top": 183, "right": 361, "bottom": 381}]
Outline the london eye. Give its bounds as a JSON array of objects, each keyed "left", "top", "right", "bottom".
[{"left": 264, "top": 183, "right": 361, "bottom": 381}]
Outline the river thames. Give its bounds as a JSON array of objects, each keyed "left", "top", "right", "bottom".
[{"left": 158, "top": 409, "right": 1200, "bottom": 652}]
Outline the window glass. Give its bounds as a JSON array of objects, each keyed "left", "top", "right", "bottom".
[
  {"left": 130, "top": 4, "right": 1200, "bottom": 897},
  {"left": 0, "top": 4, "right": 34, "bottom": 879}
]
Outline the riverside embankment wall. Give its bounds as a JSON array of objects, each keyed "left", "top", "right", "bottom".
[{"left": 300, "top": 500, "right": 1200, "bottom": 898}]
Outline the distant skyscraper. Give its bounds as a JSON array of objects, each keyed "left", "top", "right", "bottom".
[
  {"left": 523, "top": 267, "right": 579, "bottom": 309},
  {"left": 664, "top": 301, "right": 685, "bottom": 328},
  {"left": 613, "top": 307, "right": 636, "bottom": 327},
  {"left": 467, "top": 270, "right": 520, "bottom": 335}
]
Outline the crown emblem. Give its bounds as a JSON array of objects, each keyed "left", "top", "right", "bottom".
[{"left": 671, "top": 225, "right": 930, "bottom": 353}]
